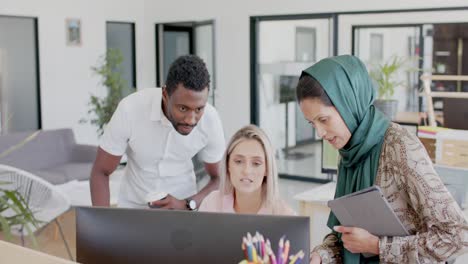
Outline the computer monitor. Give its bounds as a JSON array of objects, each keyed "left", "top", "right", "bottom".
[
  {"left": 443, "top": 98, "right": 468, "bottom": 130},
  {"left": 76, "top": 207, "right": 310, "bottom": 264},
  {"left": 321, "top": 140, "right": 339, "bottom": 175}
]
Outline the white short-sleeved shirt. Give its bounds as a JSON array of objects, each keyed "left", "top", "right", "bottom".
[{"left": 100, "top": 88, "right": 225, "bottom": 208}]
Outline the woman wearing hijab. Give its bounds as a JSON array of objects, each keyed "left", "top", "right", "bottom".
[{"left": 296, "top": 55, "right": 467, "bottom": 264}]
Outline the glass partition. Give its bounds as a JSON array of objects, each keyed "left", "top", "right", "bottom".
[
  {"left": 0, "top": 16, "right": 40, "bottom": 133},
  {"left": 354, "top": 26, "right": 422, "bottom": 113},
  {"left": 253, "top": 16, "right": 335, "bottom": 182}
]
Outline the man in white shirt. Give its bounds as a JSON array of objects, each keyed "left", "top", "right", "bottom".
[{"left": 90, "top": 55, "right": 225, "bottom": 210}]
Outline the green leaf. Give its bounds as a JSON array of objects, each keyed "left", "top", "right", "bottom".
[
  {"left": 0, "top": 214, "right": 12, "bottom": 240},
  {"left": 4, "top": 190, "right": 28, "bottom": 215},
  {"left": 81, "top": 48, "right": 133, "bottom": 135},
  {"left": 0, "top": 188, "right": 41, "bottom": 246},
  {"left": 369, "top": 55, "right": 417, "bottom": 100},
  {"left": 23, "top": 221, "right": 38, "bottom": 248}
]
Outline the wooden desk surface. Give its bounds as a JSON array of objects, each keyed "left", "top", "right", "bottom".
[{"left": 0, "top": 240, "right": 78, "bottom": 264}]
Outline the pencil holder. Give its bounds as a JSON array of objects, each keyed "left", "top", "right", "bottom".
[{"left": 238, "top": 231, "right": 305, "bottom": 264}]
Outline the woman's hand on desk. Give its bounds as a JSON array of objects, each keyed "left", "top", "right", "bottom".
[
  {"left": 333, "top": 226, "right": 379, "bottom": 255},
  {"left": 150, "top": 194, "right": 186, "bottom": 210}
]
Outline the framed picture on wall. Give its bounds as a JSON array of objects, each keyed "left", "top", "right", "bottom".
[{"left": 66, "top": 18, "right": 81, "bottom": 46}]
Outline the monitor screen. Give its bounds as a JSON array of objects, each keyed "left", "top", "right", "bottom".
[
  {"left": 279, "top": 75, "right": 299, "bottom": 103},
  {"left": 321, "top": 140, "right": 339, "bottom": 174},
  {"left": 76, "top": 207, "right": 310, "bottom": 264}
]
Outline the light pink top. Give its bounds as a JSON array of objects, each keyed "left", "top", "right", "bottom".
[{"left": 199, "top": 190, "right": 296, "bottom": 216}]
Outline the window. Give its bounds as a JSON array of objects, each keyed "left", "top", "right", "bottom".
[
  {"left": 0, "top": 16, "right": 40, "bottom": 133},
  {"left": 251, "top": 15, "right": 335, "bottom": 182},
  {"left": 106, "top": 22, "right": 136, "bottom": 94}
]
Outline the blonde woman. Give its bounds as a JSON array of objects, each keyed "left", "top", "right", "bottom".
[{"left": 199, "top": 125, "right": 295, "bottom": 215}]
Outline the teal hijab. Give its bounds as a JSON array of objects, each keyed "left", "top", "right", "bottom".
[{"left": 302, "top": 55, "right": 390, "bottom": 263}]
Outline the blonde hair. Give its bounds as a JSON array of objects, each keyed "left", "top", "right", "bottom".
[{"left": 218, "top": 125, "right": 282, "bottom": 213}]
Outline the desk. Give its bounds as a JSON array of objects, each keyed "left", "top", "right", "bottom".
[
  {"left": 294, "top": 181, "right": 336, "bottom": 248},
  {"left": 0, "top": 240, "right": 78, "bottom": 264}
]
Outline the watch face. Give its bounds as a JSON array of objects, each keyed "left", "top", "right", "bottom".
[{"left": 188, "top": 199, "right": 197, "bottom": 210}]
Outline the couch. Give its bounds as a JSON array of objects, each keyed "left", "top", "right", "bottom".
[{"left": 0, "top": 128, "right": 97, "bottom": 184}]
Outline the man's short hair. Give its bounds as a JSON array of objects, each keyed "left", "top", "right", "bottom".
[{"left": 165, "top": 55, "right": 210, "bottom": 96}]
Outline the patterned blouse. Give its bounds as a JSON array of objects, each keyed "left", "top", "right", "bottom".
[{"left": 313, "top": 123, "right": 468, "bottom": 263}]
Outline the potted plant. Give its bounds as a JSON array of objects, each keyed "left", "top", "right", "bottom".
[
  {"left": 80, "top": 48, "right": 133, "bottom": 135},
  {"left": 370, "top": 56, "right": 406, "bottom": 120},
  {"left": 0, "top": 181, "right": 40, "bottom": 246}
]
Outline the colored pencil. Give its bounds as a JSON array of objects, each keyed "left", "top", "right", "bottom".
[
  {"left": 277, "top": 237, "right": 284, "bottom": 264},
  {"left": 283, "top": 240, "right": 290, "bottom": 263}
]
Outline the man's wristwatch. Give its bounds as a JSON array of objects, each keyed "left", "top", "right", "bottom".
[{"left": 185, "top": 198, "right": 197, "bottom": 211}]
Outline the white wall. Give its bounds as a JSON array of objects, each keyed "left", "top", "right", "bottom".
[
  {"left": 0, "top": 0, "right": 146, "bottom": 144},
  {"left": 1, "top": 0, "right": 467, "bottom": 144}
]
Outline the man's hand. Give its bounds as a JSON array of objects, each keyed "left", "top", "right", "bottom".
[
  {"left": 310, "top": 252, "right": 321, "bottom": 264},
  {"left": 333, "top": 226, "right": 379, "bottom": 255},
  {"left": 150, "top": 194, "right": 187, "bottom": 210}
]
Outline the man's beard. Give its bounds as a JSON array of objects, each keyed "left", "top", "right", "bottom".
[{"left": 171, "top": 120, "right": 196, "bottom": 136}]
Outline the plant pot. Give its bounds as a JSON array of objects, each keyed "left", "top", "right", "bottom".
[{"left": 374, "top": 99, "right": 398, "bottom": 120}]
